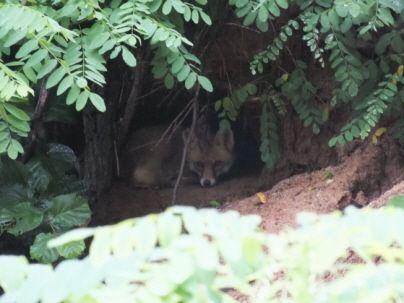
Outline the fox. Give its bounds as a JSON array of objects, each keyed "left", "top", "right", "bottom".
[{"left": 127, "top": 125, "right": 235, "bottom": 188}]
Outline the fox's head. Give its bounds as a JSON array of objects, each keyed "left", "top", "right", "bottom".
[{"left": 182, "top": 128, "right": 235, "bottom": 187}]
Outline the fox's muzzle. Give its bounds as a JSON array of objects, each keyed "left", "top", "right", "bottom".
[{"left": 200, "top": 177, "right": 216, "bottom": 187}]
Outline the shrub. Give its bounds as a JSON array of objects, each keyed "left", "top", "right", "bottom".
[
  {"left": 0, "top": 144, "right": 90, "bottom": 263},
  {"left": 0, "top": 199, "right": 403, "bottom": 303}
]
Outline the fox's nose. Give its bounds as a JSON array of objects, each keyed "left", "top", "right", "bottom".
[{"left": 201, "top": 178, "right": 216, "bottom": 187}]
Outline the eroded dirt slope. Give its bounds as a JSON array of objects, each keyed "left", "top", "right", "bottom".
[
  {"left": 223, "top": 138, "right": 403, "bottom": 232},
  {"left": 94, "top": 138, "right": 403, "bottom": 230}
]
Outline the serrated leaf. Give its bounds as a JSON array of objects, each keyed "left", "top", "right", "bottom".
[
  {"left": 26, "top": 159, "right": 51, "bottom": 193},
  {"left": 47, "top": 193, "right": 91, "bottom": 231},
  {"left": 30, "top": 233, "right": 59, "bottom": 264},
  {"left": 5, "top": 203, "right": 43, "bottom": 236},
  {"left": 56, "top": 240, "right": 85, "bottom": 259}
]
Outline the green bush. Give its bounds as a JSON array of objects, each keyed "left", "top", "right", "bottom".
[
  {"left": 0, "top": 144, "right": 90, "bottom": 263},
  {"left": 0, "top": 0, "right": 212, "bottom": 159},
  {"left": 223, "top": 0, "right": 404, "bottom": 168},
  {"left": 1, "top": 201, "right": 403, "bottom": 303}
]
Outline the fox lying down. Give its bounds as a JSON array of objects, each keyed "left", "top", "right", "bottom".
[{"left": 128, "top": 125, "right": 235, "bottom": 188}]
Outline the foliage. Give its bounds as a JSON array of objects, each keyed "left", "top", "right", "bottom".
[
  {"left": 215, "top": 82, "right": 283, "bottom": 169},
  {"left": 259, "top": 101, "right": 280, "bottom": 170},
  {"left": 214, "top": 83, "right": 257, "bottom": 129},
  {"left": 230, "top": 0, "right": 404, "bottom": 156},
  {"left": 0, "top": 207, "right": 266, "bottom": 303},
  {"left": 0, "top": 202, "right": 403, "bottom": 302},
  {"left": 0, "top": 0, "right": 213, "bottom": 159},
  {"left": 0, "top": 144, "right": 90, "bottom": 263}
]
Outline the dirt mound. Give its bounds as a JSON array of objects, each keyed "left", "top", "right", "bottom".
[
  {"left": 369, "top": 180, "right": 404, "bottom": 208},
  {"left": 94, "top": 137, "right": 403, "bottom": 229},
  {"left": 222, "top": 138, "right": 403, "bottom": 233}
]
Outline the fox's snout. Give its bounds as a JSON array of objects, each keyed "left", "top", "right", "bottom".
[{"left": 200, "top": 177, "right": 216, "bottom": 187}]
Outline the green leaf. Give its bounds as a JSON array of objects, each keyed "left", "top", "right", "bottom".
[
  {"left": 75, "top": 90, "right": 89, "bottom": 111},
  {"left": 335, "top": 3, "right": 349, "bottom": 17},
  {"left": 76, "top": 77, "right": 88, "bottom": 89},
  {"left": 66, "top": 85, "right": 80, "bottom": 105},
  {"left": 379, "top": 0, "right": 404, "bottom": 13},
  {"left": 25, "top": 49, "right": 48, "bottom": 68},
  {"left": 57, "top": 76, "right": 74, "bottom": 96},
  {"left": 185, "top": 72, "right": 197, "bottom": 89},
  {"left": 3, "top": 103, "right": 30, "bottom": 121},
  {"left": 162, "top": 1, "right": 172, "bottom": 15},
  {"left": 121, "top": 46, "right": 137, "bottom": 67},
  {"left": 47, "top": 193, "right": 91, "bottom": 231},
  {"left": 258, "top": 6, "right": 269, "bottom": 22},
  {"left": 348, "top": 3, "right": 361, "bottom": 17},
  {"left": 191, "top": 9, "right": 199, "bottom": 23},
  {"left": 164, "top": 74, "right": 175, "bottom": 89},
  {"left": 56, "top": 240, "right": 85, "bottom": 259},
  {"left": 16, "top": 39, "right": 39, "bottom": 59},
  {"left": 171, "top": 56, "right": 185, "bottom": 74},
  {"left": 7, "top": 143, "right": 18, "bottom": 159},
  {"left": 26, "top": 159, "right": 51, "bottom": 193},
  {"left": 46, "top": 67, "right": 66, "bottom": 89},
  {"left": 200, "top": 11, "right": 212, "bottom": 25},
  {"left": 3, "top": 31, "right": 26, "bottom": 48},
  {"left": 30, "top": 233, "right": 59, "bottom": 264},
  {"left": 268, "top": 3, "right": 281, "bottom": 17},
  {"left": 328, "top": 136, "right": 339, "bottom": 147},
  {"left": 177, "top": 65, "right": 191, "bottom": 82},
  {"left": 89, "top": 93, "right": 106, "bottom": 112},
  {"left": 37, "top": 59, "right": 58, "bottom": 79},
  {"left": 386, "top": 195, "right": 404, "bottom": 209},
  {"left": 5, "top": 203, "right": 44, "bottom": 236},
  {"left": 198, "top": 75, "right": 213, "bottom": 92},
  {"left": 275, "top": 0, "right": 289, "bottom": 9}
]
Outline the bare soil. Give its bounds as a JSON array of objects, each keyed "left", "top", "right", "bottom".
[
  {"left": 94, "top": 172, "right": 265, "bottom": 225},
  {"left": 94, "top": 137, "right": 403, "bottom": 231}
]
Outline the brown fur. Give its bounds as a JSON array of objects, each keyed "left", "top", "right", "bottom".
[{"left": 128, "top": 125, "right": 235, "bottom": 188}]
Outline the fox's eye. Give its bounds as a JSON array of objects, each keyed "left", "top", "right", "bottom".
[
  {"left": 214, "top": 161, "right": 223, "bottom": 168},
  {"left": 195, "top": 162, "right": 204, "bottom": 169}
]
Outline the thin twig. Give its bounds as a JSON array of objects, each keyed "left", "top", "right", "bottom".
[
  {"left": 136, "top": 84, "right": 165, "bottom": 101},
  {"left": 225, "top": 22, "right": 261, "bottom": 33},
  {"left": 154, "top": 100, "right": 193, "bottom": 147},
  {"left": 171, "top": 85, "right": 200, "bottom": 205},
  {"left": 114, "top": 140, "right": 120, "bottom": 177}
]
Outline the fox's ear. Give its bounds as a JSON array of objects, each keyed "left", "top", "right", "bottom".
[{"left": 215, "top": 128, "right": 234, "bottom": 151}]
